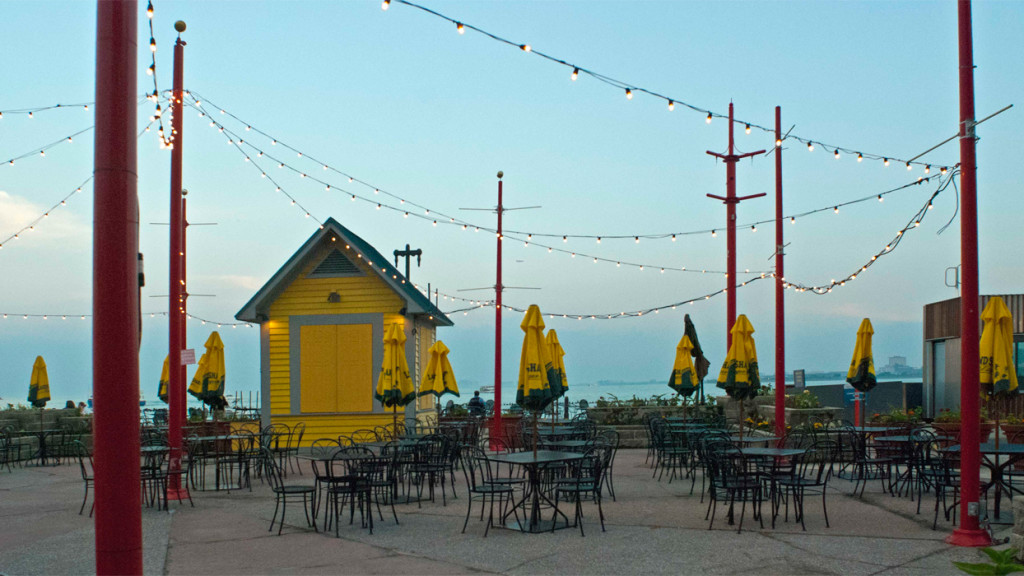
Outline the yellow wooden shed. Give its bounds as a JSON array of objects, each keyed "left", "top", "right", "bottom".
[{"left": 235, "top": 217, "right": 453, "bottom": 444}]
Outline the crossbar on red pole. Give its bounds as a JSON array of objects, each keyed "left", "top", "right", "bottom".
[{"left": 93, "top": 1, "right": 142, "bottom": 572}]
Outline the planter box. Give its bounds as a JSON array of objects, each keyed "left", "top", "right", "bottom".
[
  {"left": 930, "top": 422, "right": 995, "bottom": 444},
  {"left": 784, "top": 407, "right": 843, "bottom": 428}
]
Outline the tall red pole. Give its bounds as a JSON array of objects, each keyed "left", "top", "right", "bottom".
[
  {"left": 493, "top": 172, "right": 504, "bottom": 443},
  {"left": 773, "top": 106, "right": 786, "bottom": 440},
  {"left": 707, "top": 103, "right": 765, "bottom": 349},
  {"left": 167, "top": 32, "right": 187, "bottom": 498},
  {"left": 93, "top": 1, "right": 142, "bottom": 573},
  {"left": 948, "top": 0, "right": 989, "bottom": 548}
]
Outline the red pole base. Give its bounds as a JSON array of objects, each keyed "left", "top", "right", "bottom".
[
  {"left": 165, "top": 487, "right": 191, "bottom": 502},
  {"left": 946, "top": 528, "right": 991, "bottom": 547}
]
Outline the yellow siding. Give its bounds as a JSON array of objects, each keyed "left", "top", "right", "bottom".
[{"left": 267, "top": 243, "right": 405, "bottom": 419}]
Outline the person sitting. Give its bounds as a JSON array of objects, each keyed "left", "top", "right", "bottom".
[{"left": 468, "top": 391, "right": 485, "bottom": 416}]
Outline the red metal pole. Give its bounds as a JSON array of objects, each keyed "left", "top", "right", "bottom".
[
  {"left": 725, "top": 105, "right": 737, "bottom": 350},
  {"left": 948, "top": 0, "right": 989, "bottom": 548},
  {"left": 773, "top": 106, "right": 786, "bottom": 440},
  {"left": 706, "top": 104, "right": 765, "bottom": 350},
  {"left": 167, "top": 34, "right": 187, "bottom": 498},
  {"left": 93, "top": 1, "right": 142, "bottom": 573},
  {"left": 493, "top": 173, "right": 504, "bottom": 444}
]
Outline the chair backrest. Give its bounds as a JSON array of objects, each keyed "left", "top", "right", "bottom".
[
  {"left": 460, "top": 445, "right": 492, "bottom": 490},
  {"left": 350, "top": 429, "right": 379, "bottom": 444},
  {"left": 263, "top": 423, "right": 290, "bottom": 451},
  {"left": 260, "top": 448, "right": 285, "bottom": 490},
  {"left": 289, "top": 422, "right": 306, "bottom": 450},
  {"left": 341, "top": 445, "right": 376, "bottom": 458},
  {"left": 73, "top": 440, "right": 93, "bottom": 480},
  {"left": 311, "top": 438, "right": 340, "bottom": 459},
  {"left": 415, "top": 434, "right": 448, "bottom": 465},
  {"left": 797, "top": 439, "right": 838, "bottom": 483}
]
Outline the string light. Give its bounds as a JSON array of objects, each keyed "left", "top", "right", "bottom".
[
  {"left": 625, "top": 88, "right": 632, "bottom": 100},
  {"left": 571, "top": 67, "right": 579, "bottom": 81},
  {"left": 384, "top": 0, "right": 953, "bottom": 171},
  {"left": 667, "top": 100, "right": 674, "bottom": 111},
  {"left": 435, "top": 276, "right": 765, "bottom": 320},
  {"left": 185, "top": 91, "right": 941, "bottom": 280},
  {"left": 784, "top": 170, "right": 957, "bottom": 295},
  {"left": 705, "top": 112, "right": 712, "bottom": 124},
  {"left": 456, "top": 22, "right": 464, "bottom": 34},
  {"left": 190, "top": 92, "right": 943, "bottom": 246}
]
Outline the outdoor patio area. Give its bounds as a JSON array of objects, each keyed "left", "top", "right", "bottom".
[{"left": 0, "top": 447, "right": 1012, "bottom": 575}]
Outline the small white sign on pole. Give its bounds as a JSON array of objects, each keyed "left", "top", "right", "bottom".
[{"left": 181, "top": 349, "right": 197, "bottom": 365}]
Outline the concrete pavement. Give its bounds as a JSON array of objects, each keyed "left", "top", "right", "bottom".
[{"left": 0, "top": 449, "right": 1013, "bottom": 575}]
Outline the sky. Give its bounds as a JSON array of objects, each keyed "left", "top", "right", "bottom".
[{"left": 1, "top": 1, "right": 1022, "bottom": 407}]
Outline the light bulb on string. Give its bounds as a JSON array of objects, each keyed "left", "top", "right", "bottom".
[
  {"left": 382, "top": 0, "right": 390, "bottom": 10},
  {"left": 906, "top": 162, "right": 912, "bottom": 171},
  {"left": 571, "top": 68, "right": 579, "bottom": 81},
  {"left": 457, "top": 22, "right": 464, "bottom": 34},
  {"left": 878, "top": 195, "right": 883, "bottom": 202},
  {"left": 625, "top": 89, "right": 632, "bottom": 100},
  {"left": 833, "top": 206, "right": 839, "bottom": 214},
  {"left": 883, "top": 158, "right": 890, "bottom": 166},
  {"left": 520, "top": 44, "right": 531, "bottom": 52},
  {"left": 775, "top": 138, "right": 782, "bottom": 147},
  {"left": 807, "top": 142, "right": 814, "bottom": 152},
  {"left": 834, "top": 149, "right": 840, "bottom": 160},
  {"left": 925, "top": 165, "right": 931, "bottom": 174},
  {"left": 706, "top": 112, "right": 712, "bottom": 124},
  {"left": 745, "top": 124, "right": 751, "bottom": 134},
  {"left": 711, "top": 230, "right": 716, "bottom": 237},
  {"left": 668, "top": 100, "right": 674, "bottom": 111}
]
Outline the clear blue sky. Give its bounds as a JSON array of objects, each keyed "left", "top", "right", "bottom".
[{"left": 1, "top": 1, "right": 1021, "bottom": 406}]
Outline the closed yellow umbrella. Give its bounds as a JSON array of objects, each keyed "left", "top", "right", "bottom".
[
  {"left": 716, "top": 315, "right": 760, "bottom": 442},
  {"left": 517, "top": 305, "right": 557, "bottom": 455},
  {"left": 189, "top": 331, "right": 227, "bottom": 411},
  {"left": 377, "top": 323, "right": 415, "bottom": 431},
  {"left": 545, "top": 329, "right": 568, "bottom": 427},
  {"left": 545, "top": 329, "right": 568, "bottom": 399},
  {"left": 669, "top": 335, "right": 700, "bottom": 415},
  {"left": 846, "top": 319, "right": 876, "bottom": 428},
  {"left": 419, "top": 340, "right": 459, "bottom": 399},
  {"left": 28, "top": 355, "right": 50, "bottom": 432},
  {"left": 158, "top": 355, "right": 170, "bottom": 403},
  {"left": 980, "top": 297, "right": 1018, "bottom": 447},
  {"left": 28, "top": 356, "right": 51, "bottom": 408}
]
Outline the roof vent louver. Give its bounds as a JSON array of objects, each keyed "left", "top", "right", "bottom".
[{"left": 309, "top": 249, "right": 362, "bottom": 277}]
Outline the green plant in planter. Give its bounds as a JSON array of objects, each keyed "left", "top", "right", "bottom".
[
  {"left": 785, "top": 389, "right": 822, "bottom": 409},
  {"left": 935, "top": 408, "right": 961, "bottom": 423},
  {"left": 952, "top": 547, "right": 1024, "bottom": 575}
]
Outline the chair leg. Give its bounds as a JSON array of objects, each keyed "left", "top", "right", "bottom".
[
  {"left": 80, "top": 482, "right": 89, "bottom": 515},
  {"left": 270, "top": 496, "right": 280, "bottom": 532},
  {"left": 462, "top": 492, "right": 473, "bottom": 534},
  {"left": 822, "top": 484, "right": 830, "bottom": 528}
]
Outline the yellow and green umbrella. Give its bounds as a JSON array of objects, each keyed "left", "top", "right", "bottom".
[
  {"left": 980, "top": 296, "right": 1018, "bottom": 397},
  {"left": 669, "top": 335, "right": 700, "bottom": 398},
  {"left": 980, "top": 297, "right": 1018, "bottom": 447},
  {"left": 846, "top": 319, "right": 877, "bottom": 393},
  {"left": 516, "top": 305, "right": 558, "bottom": 413},
  {"left": 376, "top": 323, "right": 415, "bottom": 408},
  {"left": 189, "top": 331, "right": 226, "bottom": 409},
  {"left": 716, "top": 315, "right": 760, "bottom": 400},
  {"left": 716, "top": 315, "right": 760, "bottom": 442},
  {"left": 28, "top": 356, "right": 50, "bottom": 408},
  {"left": 545, "top": 329, "right": 568, "bottom": 400},
  {"left": 846, "top": 318, "right": 876, "bottom": 428},
  {"left": 517, "top": 305, "right": 559, "bottom": 454},
  {"left": 419, "top": 340, "right": 459, "bottom": 399},
  {"left": 545, "top": 329, "right": 569, "bottom": 425},
  {"left": 158, "top": 355, "right": 170, "bottom": 403}
]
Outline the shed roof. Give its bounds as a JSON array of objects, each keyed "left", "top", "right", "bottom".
[{"left": 235, "top": 217, "right": 453, "bottom": 327}]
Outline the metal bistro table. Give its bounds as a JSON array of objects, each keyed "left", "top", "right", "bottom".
[
  {"left": 489, "top": 450, "right": 584, "bottom": 533},
  {"left": 540, "top": 440, "right": 590, "bottom": 452},
  {"left": 191, "top": 435, "right": 246, "bottom": 491},
  {"left": 740, "top": 447, "right": 806, "bottom": 528},
  {"left": 298, "top": 451, "right": 370, "bottom": 529},
  {"left": 943, "top": 442, "right": 1024, "bottom": 520},
  {"left": 24, "top": 429, "right": 62, "bottom": 466},
  {"left": 535, "top": 427, "right": 581, "bottom": 441},
  {"left": 729, "top": 435, "right": 779, "bottom": 446}
]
